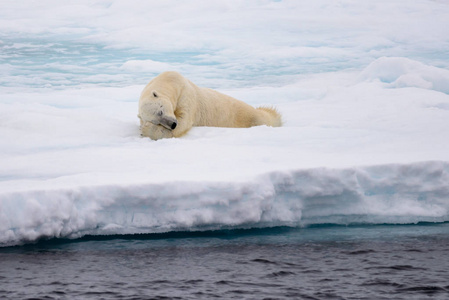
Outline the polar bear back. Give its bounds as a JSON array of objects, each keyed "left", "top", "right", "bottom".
[{"left": 193, "top": 86, "right": 263, "bottom": 128}]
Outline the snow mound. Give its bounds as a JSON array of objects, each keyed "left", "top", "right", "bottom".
[{"left": 360, "top": 57, "right": 449, "bottom": 94}]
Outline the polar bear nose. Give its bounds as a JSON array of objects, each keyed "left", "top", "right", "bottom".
[{"left": 159, "top": 116, "right": 178, "bottom": 131}]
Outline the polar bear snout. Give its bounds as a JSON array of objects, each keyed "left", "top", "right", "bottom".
[{"left": 160, "top": 116, "right": 178, "bottom": 131}]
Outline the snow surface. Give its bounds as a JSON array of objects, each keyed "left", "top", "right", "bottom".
[{"left": 1, "top": 0, "right": 449, "bottom": 246}]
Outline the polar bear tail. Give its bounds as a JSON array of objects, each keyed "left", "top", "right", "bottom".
[{"left": 256, "top": 106, "right": 283, "bottom": 127}]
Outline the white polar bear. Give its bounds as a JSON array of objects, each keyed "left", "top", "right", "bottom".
[{"left": 138, "top": 71, "right": 282, "bottom": 140}]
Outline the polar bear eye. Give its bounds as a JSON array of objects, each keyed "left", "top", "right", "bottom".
[{"left": 153, "top": 91, "right": 158, "bottom": 98}]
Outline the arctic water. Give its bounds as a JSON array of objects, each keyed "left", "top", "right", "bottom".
[
  {"left": 1, "top": 224, "right": 449, "bottom": 299},
  {"left": 1, "top": 0, "right": 449, "bottom": 299}
]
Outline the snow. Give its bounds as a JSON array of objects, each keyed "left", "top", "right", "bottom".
[{"left": 1, "top": 0, "right": 449, "bottom": 246}]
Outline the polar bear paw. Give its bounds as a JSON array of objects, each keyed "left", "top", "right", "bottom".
[{"left": 140, "top": 122, "right": 174, "bottom": 140}]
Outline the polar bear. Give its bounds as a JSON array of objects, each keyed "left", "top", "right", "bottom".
[{"left": 138, "top": 71, "right": 282, "bottom": 140}]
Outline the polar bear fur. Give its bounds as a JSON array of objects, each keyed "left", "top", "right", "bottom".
[{"left": 138, "top": 71, "right": 282, "bottom": 140}]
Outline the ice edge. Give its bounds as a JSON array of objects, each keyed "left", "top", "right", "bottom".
[{"left": 1, "top": 160, "right": 448, "bottom": 247}]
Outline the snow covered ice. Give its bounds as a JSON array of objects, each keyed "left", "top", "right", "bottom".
[{"left": 1, "top": 0, "right": 449, "bottom": 247}]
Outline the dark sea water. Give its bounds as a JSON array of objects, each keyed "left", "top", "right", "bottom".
[{"left": 1, "top": 224, "right": 449, "bottom": 300}]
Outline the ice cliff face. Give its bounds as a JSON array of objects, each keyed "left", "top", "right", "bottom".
[{"left": 2, "top": 161, "right": 448, "bottom": 247}]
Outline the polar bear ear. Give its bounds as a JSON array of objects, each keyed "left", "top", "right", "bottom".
[{"left": 152, "top": 91, "right": 158, "bottom": 98}]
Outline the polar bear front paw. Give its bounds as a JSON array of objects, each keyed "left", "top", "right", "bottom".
[{"left": 140, "top": 122, "right": 174, "bottom": 140}]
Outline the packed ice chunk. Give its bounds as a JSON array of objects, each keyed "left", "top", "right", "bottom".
[{"left": 360, "top": 57, "right": 449, "bottom": 94}]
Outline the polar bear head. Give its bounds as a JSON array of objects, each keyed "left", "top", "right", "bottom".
[{"left": 138, "top": 90, "right": 178, "bottom": 131}]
